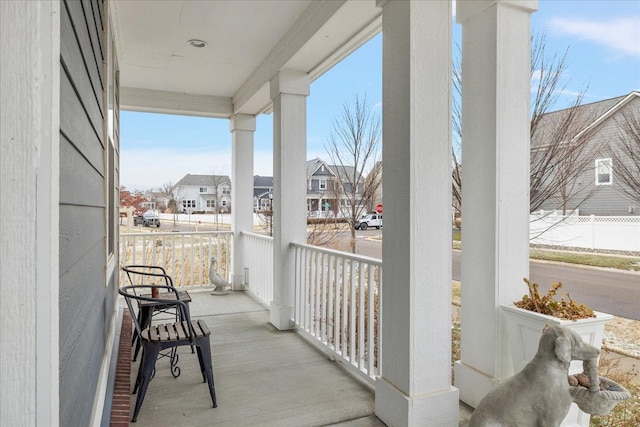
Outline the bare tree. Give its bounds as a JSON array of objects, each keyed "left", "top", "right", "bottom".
[
  {"left": 325, "top": 95, "right": 382, "bottom": 253},
  {"left": 161, "top": 182, "right": 179, "bottom": 227},
  {"left": 208, "top": 172, "right": 231, "bottom": 230},
  {"left": 529, "top": 33, "right": 599, "bottom": 215},
  {"left": 452, "top": 45, "right": 462, "bottom": 217},
  {"left": 610, "top": 108, "right": 640, "bottom": 203},
  {"left": 306, "top": 214, "right": 343, "bottom": 248},
  {"left": 452, "top": 34, "right": 599, "bottom": 218},
  {"left": 160, "top": 182, "right": 177, "bottom": 211}
]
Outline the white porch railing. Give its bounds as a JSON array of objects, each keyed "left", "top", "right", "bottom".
[
  {"left": 291, "top": 243, "right": 382, "bottom": 385},
  {"left": 119, "top": 231, "right": 233, "bottom": 287},
  {"left": 120, "top": 230, "right": 381, "bottom": 384},
  {"left": 240, "top": 232, "right": 274, "bottom": 307}
]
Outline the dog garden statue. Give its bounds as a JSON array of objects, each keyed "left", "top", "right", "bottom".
[{"left": 469, "top": 325, "right": 600, "bottom": 427}]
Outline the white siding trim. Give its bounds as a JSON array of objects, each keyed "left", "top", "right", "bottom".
[
  {"left": 37, "top": 2, "right": 61, "bottom": 424},
  {"left": 89, "top": 307, "right": 118, "bottom": 427}
]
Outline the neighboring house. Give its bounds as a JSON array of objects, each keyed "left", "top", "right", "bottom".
[
  {"left": 306, "top": 158, "right": 366, "bottom": 217},
  {"left": 141, "top": 200, "right": 157, "bottom": 211},
  {"left": 532, "top": 92, "right": 640, "bottom": 216},
  {"left": 253, "top": 175, "right": 274, "bottom": 212},
  {"left": 143, "top": 190, "right": 171, "bottom": 212},
  {"left": 174, "top": 174, "right": 232, "bottom": 213}
]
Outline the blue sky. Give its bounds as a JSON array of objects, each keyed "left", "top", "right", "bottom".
[{"left": 121, "top": 1, "right": 640, "bottom": 191}]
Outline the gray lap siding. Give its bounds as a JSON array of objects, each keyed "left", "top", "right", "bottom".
[{"left": 59, "top": 0, "right": 114, "bottom": 426}]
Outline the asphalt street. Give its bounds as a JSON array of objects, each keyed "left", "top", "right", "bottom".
[{"left": 353, "top": 231, "right": 639, "bottom": 321}]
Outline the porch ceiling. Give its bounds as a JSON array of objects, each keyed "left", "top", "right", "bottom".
[{"left": 111, "top": 0, "right": 381, "bottom": 117}]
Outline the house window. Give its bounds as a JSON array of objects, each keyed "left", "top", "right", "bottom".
[
  {"left": 199, "top": 187, "right": 208, "bottom": 193},
  {"left": 595, "top": 158, "right": 612, "bottom": 185},
  {"left": 319, "top": 179, "right": 327, "bottom": 190},
  {"left": 206, "top": 200, "right": 216, "bottom": 208},
  {"left": 182, "top": 200, "right": 196, "bottom": 208},
  {"left": 222, "top": 200, "right": 227, "bottom": 206},
  {"left": 222, "top": 186, "right": 230, "bottom": 195}
]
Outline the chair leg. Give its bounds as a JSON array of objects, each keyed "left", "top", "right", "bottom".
[
  {"left": 195, "top": 346, "right": 206, "bottom": 383},
  {"left": 133, "top": 308, "right": 153, "bottom": 362},
  {"left": 196, "top": 337, "right": 217, "bottom": 408},
  {"left": 133, "top": 338, "right": 143, "bottom": 362},
  {"left": 132, "top": 344, "right": 160, "bottom": 422}
]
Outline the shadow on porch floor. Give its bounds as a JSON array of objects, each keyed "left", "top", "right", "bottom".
[{"left": 118, "top": 290, "right": 473, "bottom": 426}]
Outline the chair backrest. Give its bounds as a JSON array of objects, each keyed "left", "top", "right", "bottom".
[
  {"left": 122, "top": 265, "right": 174, "bottom": 289},
  {"left": 118, "top": 284, "right": 194, "bottom": 341}
]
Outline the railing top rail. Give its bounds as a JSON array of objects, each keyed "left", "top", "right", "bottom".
[
  {"left": 240, "top": 231, "right": 274, "bottom": 241},
  {"left": 120, "top": 231, "right": 233, "bottom": 237},
  {"left": 290, "top": 241, "right": 382, "bottom": 266}
]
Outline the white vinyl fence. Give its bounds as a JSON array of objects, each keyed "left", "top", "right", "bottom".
[{"left": 530, "top": 214, "right": 640, "bottom": 252}]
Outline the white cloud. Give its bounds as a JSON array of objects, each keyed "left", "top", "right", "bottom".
[{"left": 549, "top": 16, "right": 640, "bottom": 57}]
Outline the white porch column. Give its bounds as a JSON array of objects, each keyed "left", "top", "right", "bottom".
[
  {"left": 0, "top": 1, "right": 60, "bottom": 425},
  {"left": 230, "top": 114, "right": 256, "bottom": 290},
  {"left": 454, "top": 0, "right": 537, "bottom": 408},
  {"left": 270, "top": 69, "right": 309, "bottom": 330},
  {"left": 375, "top": 1, "right": 459, "bottom": 425}
]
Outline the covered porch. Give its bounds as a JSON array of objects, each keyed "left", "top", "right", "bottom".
[
  {"left": 0, "top": 0, "right": 538, "bottom": 425},
  {"left": 115, "top": 290, "right": 474, "bottom": 426},
  {"left": 114, "top": 1, "right": 536, "bottom": 423},
  {"left": 114, "top": 0, "right": 537, "bottom": 424}
]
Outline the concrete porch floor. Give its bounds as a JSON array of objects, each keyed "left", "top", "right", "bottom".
[{"left": 123, "top": 290, "right": 473, "bottom": 426}]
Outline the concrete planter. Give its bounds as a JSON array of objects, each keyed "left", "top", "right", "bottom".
[{"left": 501, "top": 304, "right": 613, "bottom": 427}]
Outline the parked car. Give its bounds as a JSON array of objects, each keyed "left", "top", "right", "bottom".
[
  {"left": 355, "top": 213, "right": 382, "bottom": 230},
  {"left": 134, "top": 211, "right": 161, "bottom": 227}
]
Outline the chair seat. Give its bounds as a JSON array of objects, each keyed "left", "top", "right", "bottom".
[{"left": 142, "top": 320, "right": 210, "bottom": 343}]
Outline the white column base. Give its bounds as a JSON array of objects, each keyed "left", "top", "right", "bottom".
[
  {"left": 375, "top": 378, "right": 459, "bottom": 427},
  {"left": 230, "top": 273, "right": 245, "bottom": 291},
  {"left": 269, "top": 301, "right": 294, "bottom": 330},
  {"left": 453, "top": 361, "right": 510, "bottom": 408}
]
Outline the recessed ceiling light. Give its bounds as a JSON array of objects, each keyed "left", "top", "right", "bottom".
[{"left": 187, "top": 39, "right": 208, "bottom": 48}]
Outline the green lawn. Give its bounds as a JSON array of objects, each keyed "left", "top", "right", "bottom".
[{"left": 452, "top": 229, "right": 640, "bottom": 271}]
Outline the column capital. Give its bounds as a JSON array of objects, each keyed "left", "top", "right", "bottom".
[
  {"left": 456, "top": 0, "right": 537, "bottom": 24},
  {"left": 270, "top": 69, "right": 309, "bottom": 99},
  {"left": 230, "top": 114, "right": 256, "bottom": 132}
]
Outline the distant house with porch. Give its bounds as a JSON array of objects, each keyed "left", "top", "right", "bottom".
[
  {"left": 174, "top": 174, "right": 232, "bottom": 213},
  {"left": 253, "top": 175, "right": 274, "bottom": 212},
  {"left": 306, "top": 158, "right": 366, "bottom": 217},
  {"left": 532, "top": 91, "right": 640, "bottom": 216}
]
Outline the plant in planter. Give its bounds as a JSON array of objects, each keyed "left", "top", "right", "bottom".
[
  {"left": 502, "top": 278, "right": 617, "bottom": 427},
  {"left": 514, "top": 278, "right": 595, "bottom": 320}
]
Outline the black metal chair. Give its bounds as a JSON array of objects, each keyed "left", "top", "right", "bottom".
[
  {"left": 121, "top": 265, "right": 192, "bottom": 362},
  {"left": 119, "top": 284, "right": 217, "bottom": 422}
]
